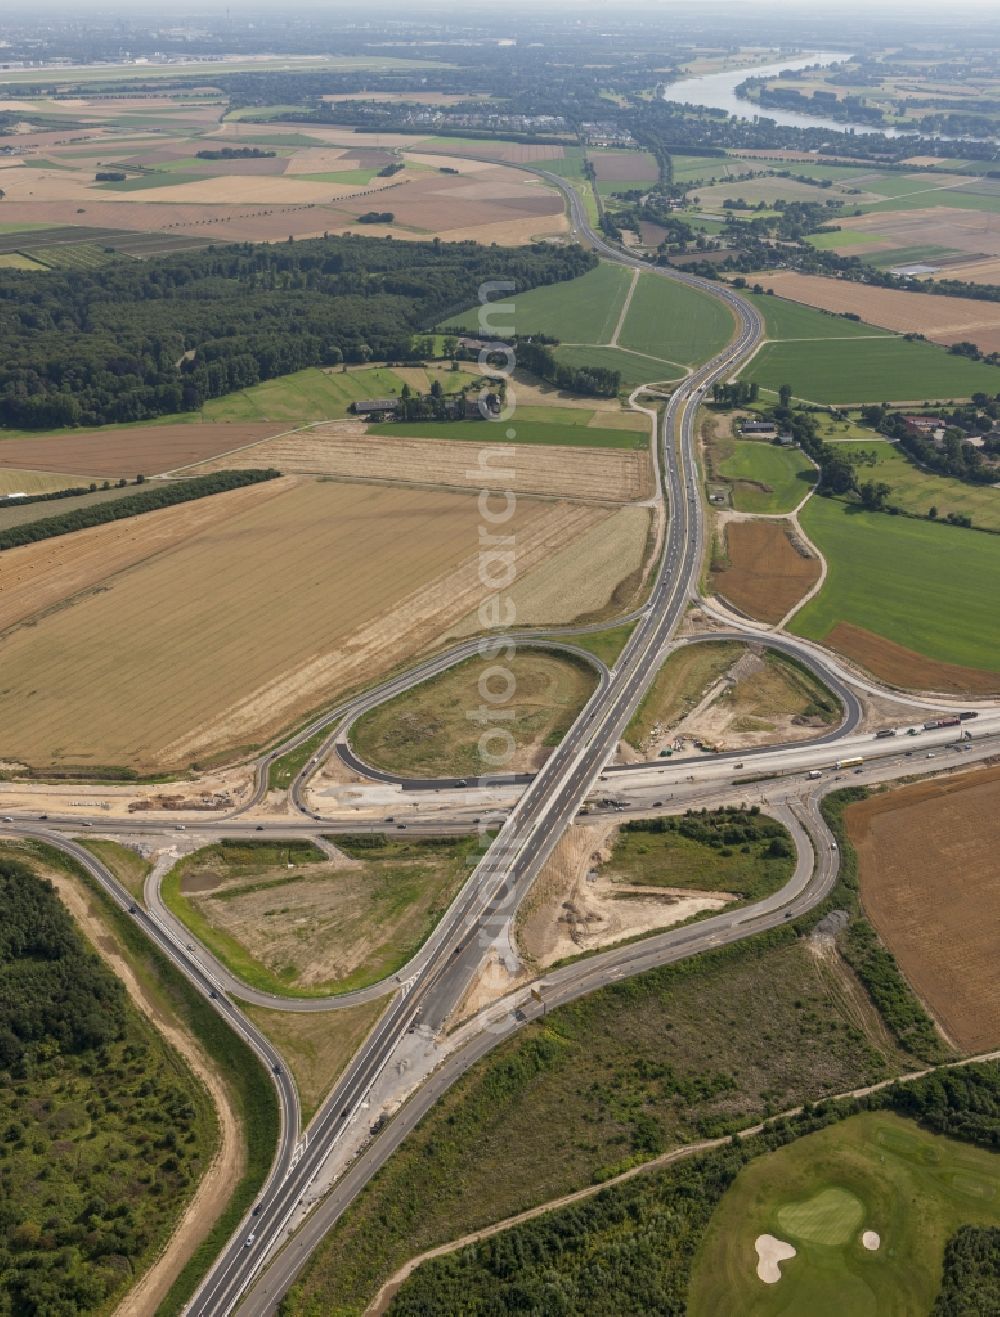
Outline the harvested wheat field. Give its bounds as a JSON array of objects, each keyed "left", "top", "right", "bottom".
[
  {"left": 0, "top": 423, "right": 282, "bottom": 478},
  {"left": 824, "top": 622, "right": 1000, "bottom": 696},
  {"left": 832, "top": 206, "right": 1000, "bottom": 260},
  {"left": 186, "top": 424, "right": 654, "bottom": 502},
  {"left": 711, "top": 519, "right": 821, "bottom": 624},
  {"left": 0, "top": 467, "right": 87, "bottom": 496},
  {"left": 0, "top": 478, "right": 613, "bottom": 771},
  {"left": 0, "top": 475, "right": 290, "bottom": 637},
  {"left": 846, "top": 765, "right": 1000, "bottom": 1052},
  {"left": 759, "top": 272, "right": 1000, "bottom": 356}
]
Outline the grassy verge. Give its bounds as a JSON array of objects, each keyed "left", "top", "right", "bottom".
[
  {"left": 80, "top": 836, "right": 152, "bottom": 903},
  {"left": 567, "top": 621, "right": 637, "bottom": 666},
  {"left": 716, "top": 439, "right": 816, "bottom": 514},
  {"left": 244, "top": 997, "right": 389, "bottom": 1126},
  {"left": 267, "top": 726, "right": 331, "bottom": 793},
  {"left": 17, "top": 839, "right": 278, "bottom": 1317}
]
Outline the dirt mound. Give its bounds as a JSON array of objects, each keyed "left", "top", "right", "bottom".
[{"left": 825, "top": 622, "right": 1000, "bottom": 696}]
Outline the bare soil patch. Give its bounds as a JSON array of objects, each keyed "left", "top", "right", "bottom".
[
  {"left": 187, "top": 425, "right": 653, "bottom": 502},
  {"left": 759, "top": 271, "right": 1000, "bottom": 355},
  {"left": 825, "top": 621, "right": 1000, "bottom": 696},
  {"left": 846, "top": 765, "right": 1000, "bottom": 1052},
  {"left": 711, "top": 520, "right": 820, "bottom": 625},
  {"left": 516, "top": 821, "right": 732, "bottom": 969},
  {"left": 0, "top": 422, "right": 282, "bottom": 478}
]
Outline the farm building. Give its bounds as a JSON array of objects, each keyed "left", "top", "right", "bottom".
[
  {"left": 739, "top": 420, "right": 776, "bottom": 435},
  {"left": 351, "top": 398, "right": 400, "bottom": 419}
]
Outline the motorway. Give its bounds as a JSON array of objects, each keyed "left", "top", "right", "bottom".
[{"left": 3, "top": 171, "right": 998, "bottom": 1314}]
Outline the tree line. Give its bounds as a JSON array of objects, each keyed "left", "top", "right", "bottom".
[
  {"left": 0, "top": 468, "right": 280, "bottom": 551},
  {"left": 0, "top": 235, "right": 595, "bottom": 430}
]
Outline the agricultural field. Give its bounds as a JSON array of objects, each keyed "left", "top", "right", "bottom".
[
  {"left": 0, "top": 478, "right": 624, "bottom": 771},
  {"left": 689, "top": 1111, "right": 1000, "bottom": 1317},
  {"left": 756, "top": 272, "right": 1000, "bottom": 357},
  {"left": 588, "top": 147, "right": 659, "bottom": 195},
  {"left": 186, "top": 424, "right": 655, "bottom": 502},
  {"left": 0, "top": 422, "right": 281, "bottom": 478},
  {"left": 745, "top": 292, "right": 896, "bottom": 342},
  {"left": 0, "top": 466, "right": 85, "bottom": 496},
  {"left": 350, "top": 651, "right": 598, "bottom": 778},
  {"left": 714, "top": 439, "right": 816, "bottom": 514},
  {"left": 188, "top": 363, "right": 481, "bottom": 428},
  {"left": 285, "top": 927, "right": 905, "bottom": 1315},
  {"left": 711, "top": 519, "right": 821, "bottom": 625},
  {"left": 740, "top": 334, "right": 1000, "bottom": 404},
  {"left": 846, "top": 766, "right": 1000, "bottom": 1054},
  {"left": 792, "top": 496, "right": 1000, "bottom": 690},
  {"left": 367, "top": 417, "right": 644, "bottom": 450},
  {"left": 816, "top": 205, "right": 1000, "bottom": 281},
  {"left": 0, "top": 97, "right": 567, "bottom": 247},
  {"left": 835, "top": 438, "right": 1000, "bottom": 532},
  {"left": 447, "top": 260, "right": 735, "bottom": 389},
  {"left": 163, "top": 835, "right": 478, "bottom": 996}
]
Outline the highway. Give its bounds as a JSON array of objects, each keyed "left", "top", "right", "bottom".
[{"left": 2, "top": 167, "right": 997, "bottom": 1316}]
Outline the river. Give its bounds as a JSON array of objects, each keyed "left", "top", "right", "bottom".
[{"left": 661, "top": 52, "right": 916, "bottom": 139}]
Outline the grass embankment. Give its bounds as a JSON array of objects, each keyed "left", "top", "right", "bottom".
[
  {"left": 267, "top": 726, "right": 330, "bottom": 793},
  {"left": 244, "top": 997, "right": 388, "bottom": 1126},
  {"left": 14, "top": 839, "right": 278, "bottom": 1317},
  {"left": 568, "top": 621, "right": 637, "bottom": 666},
  {"left": 283, "top": 922, "right": 908, "bottom": 1315},
  {"left": 837, "top": 437, "right": 1000, "bottom": 532},
  {"left": 80, "top": 836, "right": 151, "bottom": 902},
  {"left": 791, "top": 496, "right": 1000, "bottom": 676},
  {"left": 350, "top": 652, "right": 598, "bottom": 778},
  {"left": 690, "top": 1111, "right": 1000, "bottom": 1316},
  {"left": 716, "top": 440, "right": 816, "bottom": 514},
  {"left": 163, "top": 835, "right": 479, "bottom": 998}
]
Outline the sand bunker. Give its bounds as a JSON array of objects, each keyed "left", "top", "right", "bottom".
[
  {"left": 755, "top": 1234, "right": 796, "bottom": 1283},
  {"left": 862, "top": 1230, "right": 881, "bottom": 1251}
]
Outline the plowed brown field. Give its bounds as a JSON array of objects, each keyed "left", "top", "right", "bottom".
[
  {"left": 846, "top": 765, "right": 1000, "bottom": 1052},
  {"left": 0, "top": 479, "right": 612, "bottom": 771},
  {"left": 0, "top": 423, "right": 282, "bottom": 478},
  {"left": 711, "top": 519, "right": 820, "bottom": 624},
  {"left": 758, "top": 272, "right": 1000, "bottom": 356},
  {"left": 826, "top": 622, "right": 1000, "bottom": 696},
  {"left": 185, "top": 424, "right": 654, "bottom": 502}
]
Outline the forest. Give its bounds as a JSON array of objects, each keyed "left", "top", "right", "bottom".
[
  {"left": 933, "top": 1227, "right": 1000, "bottom": 1314},
  {"left": 0, "top": 468, "right": 281, "bottom": 552},
  {"left": 0, "top": 236, "right": 595, "bottom": 429},
  {"left": 0, "top": 852, "right": 216, "bottom": 1314}
]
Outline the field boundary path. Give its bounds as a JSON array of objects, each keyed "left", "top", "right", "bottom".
[{"left": 609, "top": 267, "right": 640, "bottom": 346}]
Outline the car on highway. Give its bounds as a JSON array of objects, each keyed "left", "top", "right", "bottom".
[{"left": 244, "top": 1233, "right": 255, "bottom": 1248}]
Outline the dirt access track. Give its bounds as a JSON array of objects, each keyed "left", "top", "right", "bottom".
[
  {"left": 757, "top": 272, "right": 1000, "bottom": 356},
  {"left": 183, "top": 423, "right": 655, "bottom": 503},
  {"left": 846, "top": 765, "right": 1000, "bottom": 1054}
]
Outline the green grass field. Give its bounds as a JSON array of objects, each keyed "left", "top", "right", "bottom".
[
  {"left": 670, "top": 153, "right": 738, "bottom": 184},
  {"left": 689, "top": 1111, "right": 1000, "bottom": 1317},
  {"left": 0, "top": 252, "right": 47, "bottom": 270},
  {"left": 368, "top": 417, "right": 643, "bottom": 448},
  {"left": 552, "top": 342, "right": 686, "bottom": 389},
  {"left": 791, "top": 496, "right": 1000, "bottom": 672},
  {"left": 838, "top": 439, "right": 1000, "bottom": 531},
  {"left": 806, "top": 229, "right": 884, "bottom": 250},
  {"left": 741, "top": 336, "right": 1000, "bottom": 404},
  {"left": 717, "top": 440, "right": 815, "bottom": 513},
  {"left": 747, "top": 293, "right": 894, "bottom": 342},
  {"left": 191, "top": 363, "right": 480, "bottom": 425},
  {"left": 444, "top": 262, "right": 632, "bottom": 344},
  {"left": 618, "top": 273, "right": 735, "bottom": 365}
]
